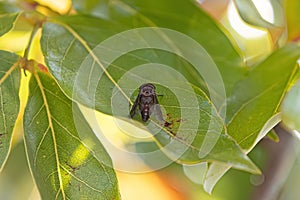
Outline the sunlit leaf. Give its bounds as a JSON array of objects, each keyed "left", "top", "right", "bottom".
[
  {"left": 23, "top": 68, "right": 120, "bottom": 200},
  {"left": 0, "top": 51, "right": 20, "bottom": 171},
  {"left": 205, "top": 45, "right": 300, "bottom": 193},
  {"left": 227, "top": 44, "right": 300, "bottom": 149}
]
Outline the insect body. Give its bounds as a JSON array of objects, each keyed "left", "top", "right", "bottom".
[{"left": 130, "top": 83, "right": 163, "bottom": 122}]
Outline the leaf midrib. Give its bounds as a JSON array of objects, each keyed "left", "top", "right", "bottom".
[
  {"left": 59, "top": 23, "right": 132, "bottom": 105},
  {"left": 34, "top": 72, "right": 66, "bottom": 199}
]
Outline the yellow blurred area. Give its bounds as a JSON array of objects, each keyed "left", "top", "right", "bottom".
[
  {"left": 35, "top": 0, "right": 71, "bottom": 14},
  {"left": 117, "top": 171, "right": 186, "bottom": 200},
  {"left": 0, "top": 31, "right": 30, "bottom": 54}
]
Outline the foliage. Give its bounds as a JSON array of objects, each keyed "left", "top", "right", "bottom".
[{"left": 0, "top": 0, "right": 300, "bottom": 199}]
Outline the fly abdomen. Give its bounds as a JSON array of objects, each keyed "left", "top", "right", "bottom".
[{"left": 141, "top": 104, "right": 150, "bottom": 122}]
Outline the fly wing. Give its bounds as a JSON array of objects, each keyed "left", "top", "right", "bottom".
[
  {"left": 153, "top": 104, "right": 164, "bottom": 123},
  {"left": 130, "top": 95, "right": 140, "bottom": 118},
  {"left": 152, "top": 94, "right": 164, "bottom": 123}
]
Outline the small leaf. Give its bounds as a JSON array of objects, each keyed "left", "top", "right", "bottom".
[
  {"left": 0, "top": 2, "right": 19, "bottom": 36},
  {"left": 203, "top": 163, "right": 230, "bottom": 194},
  {"left": 182, "top": 163, "right": 207, "bottom": 185},
  {"left": 23, "top": 69, "right": 120, "bottom": 199},
  {"left": 0, "top": 50, "right": 20, "bottom": 171}
]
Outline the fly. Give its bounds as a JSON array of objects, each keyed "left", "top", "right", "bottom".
[{"left": 130, "top": 83, "right": 163, "bottom": 122}]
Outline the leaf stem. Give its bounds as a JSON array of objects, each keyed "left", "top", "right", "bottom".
[
  {"left": 20, "top": 22, "right": 40, "bottom": 75},
  {"left": 23, "top": 23, "right": 40, "bottom": 61}
]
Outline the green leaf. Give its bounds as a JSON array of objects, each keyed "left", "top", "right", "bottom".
[
  {"left": 0, "top": 2, "right": 19, "bottom": 36},
  {"left": 0, "top": 50, "right": 20, "bottom": 171},
  {"left": 72, "top": 0, "right": 110, "bottom": 18},
  {"left": 0, "top": 13, "right": 18, "bottom": 36},
  {"left": 23, "top": 69, "right": 120, "bottom": 200},
  {"left": 205, "top": 45, "right": 300, "bottom": 193},
  {"left": 227, "top": 44, "right": 300, "bottom": 149},
  {"left": 41, "top": 2, "right": 259, "bottom": 173},
  {"left": 281, "top": 79, "right": 300, "bottom": 131},
  {"left": 53, "top": 0, "right": 247, "bottom": 96}
]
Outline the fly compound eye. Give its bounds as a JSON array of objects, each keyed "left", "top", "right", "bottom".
[{"left": 142, "top": 87, "right": 154, "bottom": 96}]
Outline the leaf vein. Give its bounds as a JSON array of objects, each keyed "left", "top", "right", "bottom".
[
  {"left": 227, "top": 82, "right": 278, "bottom": 126},
  {"left": 238, "top": 128, "right": 260, "bottom": 146},
  {"left": 51, "top": 115, "right": 114, "bottom": 188},
  {"left": 0, "top": 62, "right": 18, "bottom": 86},
  {"left": 60, "top": 23, "right": 133, "bottom": 105},
  {"left": 60, "top": 164, "right": 108, "bottom": 197},
  {"left": 44, "top": 88, "right": 71, "bottom": 108},
  {"left": 34, "top": 126, "right": 50, "bottom": 167},
  {"left": 0, "top": 87, "right": 7, "bottom": 134},
  {"left": 59, "top": 38, "right": 76, "bottom": 69},
  {"left": 27, "top": 104, "right": 45, "bottom": 127}
]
